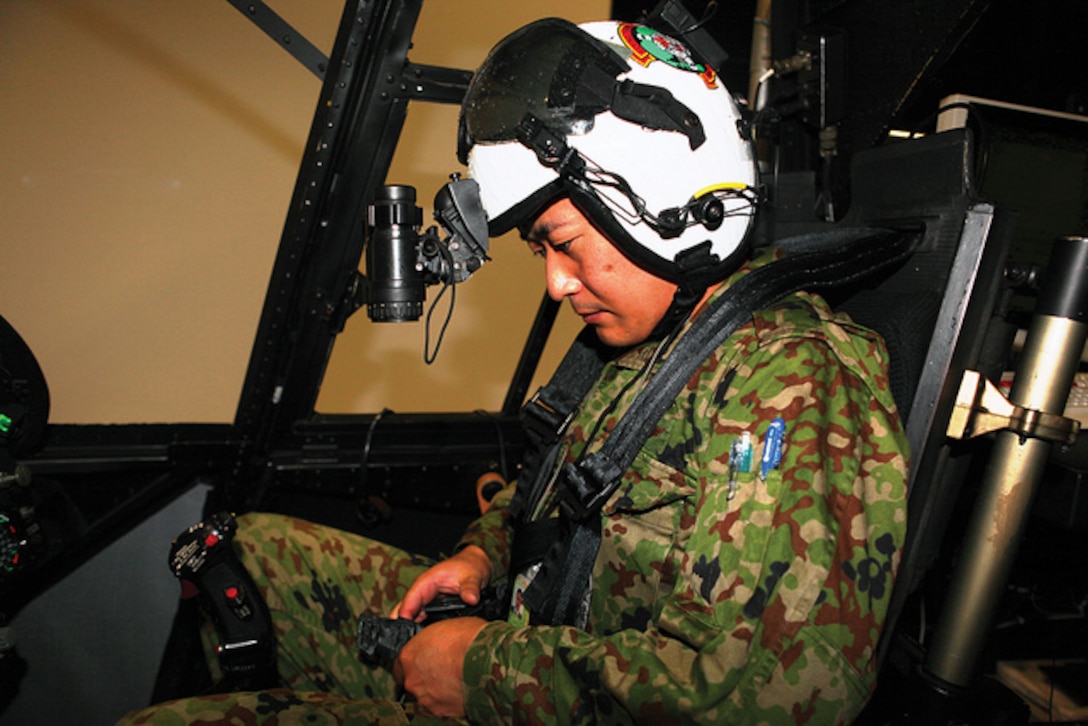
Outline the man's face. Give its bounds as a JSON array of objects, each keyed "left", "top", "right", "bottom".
[{"left": 523, "top": 198, "right": 678, "bottom": 347}]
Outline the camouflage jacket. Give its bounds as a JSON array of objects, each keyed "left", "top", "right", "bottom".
[{"left": 456, "top": 251, "right": 910, "bottom": 725}]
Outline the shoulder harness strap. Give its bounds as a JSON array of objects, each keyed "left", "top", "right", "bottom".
[{"left": 524, "top": 226, "right": 921, "bottom": 627}]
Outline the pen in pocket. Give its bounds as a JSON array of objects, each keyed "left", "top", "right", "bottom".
[
  {"left": 761, "top": 417, "right": 786, "bottom": 478},
  {"left": 727, "top": 432, "right": 752, "bottom": 500}
]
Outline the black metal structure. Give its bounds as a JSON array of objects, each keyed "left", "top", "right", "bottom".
[
  {"left": 0, "top": 0, "right": 531, "bottom": 626},
  {"left": 4, "top": 0, "right": 1088, "bottom": 720},
  {"left": 223, "top": 0, "right": 489, "bottom": 514},
  {"left": 224, "top": 0, "right": 331, "bottom": 80}
]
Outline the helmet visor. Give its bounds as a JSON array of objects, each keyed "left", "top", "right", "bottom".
[{"left": 457, "top": 18, "right": 629, "bottom": 164}]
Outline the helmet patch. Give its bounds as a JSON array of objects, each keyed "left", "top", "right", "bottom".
[{"left": 617, "top": 22, "right": 718, "bottom": 89}]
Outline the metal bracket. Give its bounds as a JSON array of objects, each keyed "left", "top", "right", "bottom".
[
  {"left": 327, "top": 270, "right": 367, "bottom": 334},
  {"left": 946, "top": 369, "right": 1080, "bottom": 444},
  {"left": 223, "top": 1, "right": 473, "bottom": 103}
]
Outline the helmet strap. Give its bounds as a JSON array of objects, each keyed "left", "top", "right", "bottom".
[
  {"left": 647, "top": 242, "right": 718, "bottom": 340},
  {"left": 610, "top": 79, "right": 705, "bottom": 150}
]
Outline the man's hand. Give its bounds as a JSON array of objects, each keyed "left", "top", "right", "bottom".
[
  {"left": 390, "top": 545, "right": 492, "bottom": 622},
  {"left": 394, "top": 616, "right": 489, "bottom": 718}
]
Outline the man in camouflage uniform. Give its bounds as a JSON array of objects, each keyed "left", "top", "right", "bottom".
[{"left": 121, "top": 17, "right": 907, "bottom": 726}]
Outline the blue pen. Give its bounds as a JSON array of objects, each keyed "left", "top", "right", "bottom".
[{"left": 761, "top": 418, "right": 786, "bottom": 478}]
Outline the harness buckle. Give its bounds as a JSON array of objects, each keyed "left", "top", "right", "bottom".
[{"left": 522, "top": 389, "right": 577, "bottom": 446}]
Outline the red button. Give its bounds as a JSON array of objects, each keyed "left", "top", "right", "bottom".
[
  {"left": 204, "top": 533, "right": 220, "bottom": 548},
  {"left": 180, "top": 579, "right": 200, "bottom": 599}
]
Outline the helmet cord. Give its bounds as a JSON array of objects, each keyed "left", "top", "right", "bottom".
[{"left": 423, "top": 245, "right": 458, "bottom": 364}]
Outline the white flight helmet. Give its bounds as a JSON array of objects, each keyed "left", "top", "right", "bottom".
[{"left": 458, "top": 18, "right": 759, "bottom": 287}]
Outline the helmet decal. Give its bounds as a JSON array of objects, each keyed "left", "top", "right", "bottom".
[{"left": 616, "top": 22, "right": 718, "bottom": 89}]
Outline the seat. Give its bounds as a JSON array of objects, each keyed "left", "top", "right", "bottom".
[
  {"left": 802, "top": 128, "right": 1026, "bottom": 721},
  {"left": 834, "top": 129, "right": 1018, "bottom": 608}
]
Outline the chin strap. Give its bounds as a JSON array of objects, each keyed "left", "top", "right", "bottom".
[
  {"left": 515, "top": 226, "right": 921, "bottom": 628},
  {"left": 647, "top": 242, "right": 724, "bottom": 341}
]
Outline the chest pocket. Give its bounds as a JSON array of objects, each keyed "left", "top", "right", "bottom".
[
  {"left": 588, "top": 453, "right": 695, "bottom": 629},
  {"left": 602, "top": 450, "right": 695, "bottom": 531}
]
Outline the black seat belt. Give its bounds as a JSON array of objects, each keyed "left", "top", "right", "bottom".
[
  {"left": 519, "top": 226, "right": 920, "bottom": 627},
  {"left": 513, "top": 325, "right": 614, "bottom": 520}
]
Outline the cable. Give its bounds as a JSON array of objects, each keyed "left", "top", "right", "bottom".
[
  {"left": 357, "top": 407, "right": 392, "bottom": 528},
  {"left": 678, "top": 0, "right": 719, "bottom": 34},
  {"left": 423, "top": 243, "right": 458, "bottom": 365}
]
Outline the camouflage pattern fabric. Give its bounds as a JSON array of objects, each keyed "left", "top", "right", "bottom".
[
  {"left": 458, "top": 250, "right": 909, "bottom": 724},
  {"left": 118, "top": 513, "right": 458, "bottom": 725},
  {"left": 121, "top": 250, "right": 908, "bottom": 725},
  {"left": 120, "top": 689, "right": 451, "bottom": 726}
]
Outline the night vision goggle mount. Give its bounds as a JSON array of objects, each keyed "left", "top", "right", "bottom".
[{"left": 364, "top": 175, "right": 490, "bottom": 325}]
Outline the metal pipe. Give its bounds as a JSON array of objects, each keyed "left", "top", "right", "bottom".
[
  {"left": 748, "top": 0, "right": 772, "bottom": 111},
  {"left": 924, "top": 236, "right": 1088, "bottom": 686}
]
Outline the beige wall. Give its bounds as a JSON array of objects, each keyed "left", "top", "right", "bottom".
[{"left": 0, "top": 0, "right": 606, "bottom": 424}]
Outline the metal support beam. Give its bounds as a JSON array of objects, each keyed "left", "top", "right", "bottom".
[{"left": 225, "top": 0, "right": 329, "bottom": 80}]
